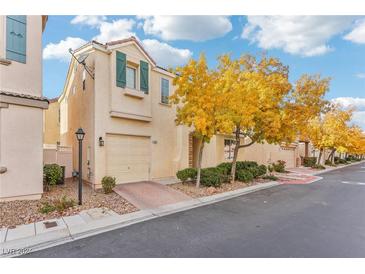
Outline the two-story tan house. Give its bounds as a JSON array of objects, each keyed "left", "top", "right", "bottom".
[
  {"left": 0, "top": 16, "right": 48, "bottom": 201},
  {"left": 58, "top": 36, "right": 300, "bottom": 189}
]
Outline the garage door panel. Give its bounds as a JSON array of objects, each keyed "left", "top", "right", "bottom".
[{"left": 106, "top": 134, "right": 150, "bottom": 184}]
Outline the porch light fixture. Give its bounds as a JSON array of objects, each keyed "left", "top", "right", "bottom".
[
  {"left": 75, "top": 128, "right": 85, "bottom": 205},
  {"left": 99, "top": 137, "right": 104, "bottom": 147}
]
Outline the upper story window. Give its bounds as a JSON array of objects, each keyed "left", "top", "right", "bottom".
[
  {"left": 6, "top": 16, "right": 27, "bottom": 63},
  {"left": 161, "top": 78, "right": 170, "bottom": 104},
  {"left": 116, "top": 51, "right": 149, "bottom": 94},
  {"left": 126, "top": 66, "right": 136, "bottom": 89},
  {"left": 224, "top": 139, "right": 236, "bottom": 160}
]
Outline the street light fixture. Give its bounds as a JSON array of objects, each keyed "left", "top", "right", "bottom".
[{"left": 75, "top": 128, "right": 85, "bottom": 205}]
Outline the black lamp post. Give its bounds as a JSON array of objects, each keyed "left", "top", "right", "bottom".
[{"left": 75, "top": 128, "right": 85, "bottom": 205}]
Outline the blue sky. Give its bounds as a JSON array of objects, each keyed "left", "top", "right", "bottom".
[{"left": 42, "top": 15, "right": 365, "bottom": 126}]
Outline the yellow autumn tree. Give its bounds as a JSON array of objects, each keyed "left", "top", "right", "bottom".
[
  {"left": 346, "top": 126, "right": 365, "bottom": 158},
  {"left": 306, "top": 107, "right": 353, "bottom": 164},
  {"left": 285, "top": 75, "right": 330, "bottom": 156},
  {"left": 171, "top": 54, "right": 230, "bottom": 187},
  {"left": 215, "top": 54, "right": 294, "bottom": 181}
]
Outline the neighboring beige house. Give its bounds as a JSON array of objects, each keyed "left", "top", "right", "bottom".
[
  {"left": 57, "top": 36, "right": 300, "bottom": 189},
  {"left": 43, "top": 97, "right": 60, "bottom": 145},
  {"left": 0, "top": 16, "right": 48, "bottom": 201}
]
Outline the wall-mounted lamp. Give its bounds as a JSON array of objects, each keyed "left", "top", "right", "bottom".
[{"left": 99, "top": 137, "right": 104, "bottom": 147}]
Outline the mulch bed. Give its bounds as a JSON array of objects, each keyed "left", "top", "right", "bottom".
[
  {"left": 0, "top": 179, "right": 138, "bottom": 228},
  {"left": 169, "top": 178, "right": 272, "bottom": 198}
]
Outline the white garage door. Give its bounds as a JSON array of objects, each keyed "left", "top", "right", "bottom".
[{"left": 106, "top": 134, "right": 150, "bottom": 184}]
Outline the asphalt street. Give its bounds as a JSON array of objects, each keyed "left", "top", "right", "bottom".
[{"left": 23, "top": 162, "right": 365, "bottom": 257}]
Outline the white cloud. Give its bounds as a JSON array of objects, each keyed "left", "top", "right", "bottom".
[
  {"left": 43, "top": 37, "right": 87, "bottom": 61},
  {"left": 351, "top": 111, "right": 365, "bottom": 129},
  {"left": 93, "top": 19, "right": 136, "bottom": 43},
  {"left": 71, "top": 15, "right": 106, "bottom": 27},
  {"left": 344, "top": 19, "right": 365, "bottom": 44},
  {"left": 140, "top": 16, "right": 232, "bottom": 41},
  {"left": 356, "top": 73, "right": 365, "bottom": 79},
  {"left": 331, "top": 97, "right": 365, "bottom": 111},
  {"left": 242, "top": 16, "right": 354, "bottom": 56},
  {"left": 142, "top": 39, "right": 192, "bottom": 68}
]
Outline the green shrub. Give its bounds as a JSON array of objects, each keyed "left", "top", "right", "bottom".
[
  {"left": 236, "top": 161, "right": 258, "bottom": 171},
  {"left": 39, "top": 202, "right": 56, "bottom": 214},
  {"left": 257, "top": 165, "right": 267, "bottom": 176},
  {"left": 43, "top": 164, "right": 62, "bottom": 188},
  {"left": 272, "top": 160, "right": 286, "bottom": 173},
  {"left": 102, "top": 176, "right": 117, "bottom": 194},
  {"left": 312, "top": 164, "right": 326, "bottom": 170},
  {"left": 200, "top": 168, "right": 224, "bottom": 187},
  {"left": 236, "top": 169, "right": 254, "bottom": 182},
  {"left": 334, "top": 157, "right": 347, "bottom": 165},
  {"left": 267, "top": 164, "right": 274, "bottom": 173},
  {"left": 325, "top": 159, "right": 336, "bottom": 166},
  {"left": 176, "top": 168, "right": 197, "bottom": 182},
  {"left": 262, "top": 175, "right": 278, "bottom": 181},
  {"left": 216, "top": 162, "right": 232, "bottom": 175},
  {"left": 303, "top": 157, "right": 317, "bottom": 167},
  {"left": 54, "top": 195, "right": 76, "bottom": 212}
]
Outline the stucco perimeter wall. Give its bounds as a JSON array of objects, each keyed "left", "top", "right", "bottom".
[
  {"left": 44, "top": 101, "right": 60, "bottom": 145},
  {"left": 59, "top": 57, "right": 95, "bottom": 184},
  {"left": 93, "top": 45, "right": 186, "bottom": 187},
  {"left": 0, "top": 16, "right": 43, "bottom": 97},
  {"left": 0, "top": 104, "right": 43, "bottom": 201},
  {"left": 200, "top": 135, "right": 299, "bottom": 169}
]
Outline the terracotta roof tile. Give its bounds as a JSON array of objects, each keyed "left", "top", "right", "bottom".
[{"left": 0, "top": 90, "right": 49, "bottom": 103}]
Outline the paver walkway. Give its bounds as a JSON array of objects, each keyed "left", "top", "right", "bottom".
[{"left": 113, "top": 181, "right": 192, "bottom": 209}]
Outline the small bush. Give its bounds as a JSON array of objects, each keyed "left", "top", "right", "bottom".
[
  {"left": 39, "top": 202, "right": 56, "bottom": 214},
  {"left": 334, "top": 157, "right": 347, "bottom": 165},
  {"left": 54, "top": 196, "right": 76, "bottom": 212},
  {"left": 176, "top": 168, "right": 197, "bottom": 183},
  {"left": 200, "top": 168, "right": 224, "bottom": 187},
  {"left": 257, "top": 165, "right": 267, "bottom": 176},
  {"left": 303, "top": 157, "right": 317, "bottom": 167},
  {"left": 325, "top": 159, "right": 336, "bottom": 166},
  {"left": 236, "top": 161, "right": 258, "bottom": 171},
  {"left": 312, "top": 164, "right": 326, "bottom": 170},
  {"left": 102, "top": 176, "right": 116, "bottom": 194},
  {"left": 267, "top": 164, "right": 274, "bottom": 173},
  {"left": 216, "top": 162, "right": 232, "bottom": 175},
  {"left": 272, "top": 160, "right": 286, "bottom": 173},
  {"left": 43, "top": 164, "right": 62, "bottom": 189},
  {"left": 236, "top": 169, "right": 254, "bottom": 182},
  {"left": 263, "top": 175, "right": 278, "bottom": 181}
]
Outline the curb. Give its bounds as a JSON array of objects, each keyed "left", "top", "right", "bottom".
[
  {"left": 311, "top": 160, "right": 365, "bottom": 176},
  {"left": 0, "top": 180, "right": 281, "bottom": 257}
]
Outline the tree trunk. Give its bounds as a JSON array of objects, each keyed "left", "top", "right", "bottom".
[
  {"left": 230, "top": 127, "right": 241, "bottom": 183},
  {"left": 327, "top": 148, "right": 335, "bottom": 163},
  {"left": 317, "top": 149, "right": 323, "bottom": 165},
  {"left": 196, "top": 140, "right": 205, "bottom": 188}
]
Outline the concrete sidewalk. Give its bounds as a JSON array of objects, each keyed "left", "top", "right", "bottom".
[{"left": 0, "top": 181, "right": 280, "bottom": 257}]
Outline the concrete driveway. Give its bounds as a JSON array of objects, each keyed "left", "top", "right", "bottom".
[
  {"left": 24, "top": 162, "right": 365, "bottom": 257},
  {"left": 113, "top": 181, "right": 192, "bottom": 209}
]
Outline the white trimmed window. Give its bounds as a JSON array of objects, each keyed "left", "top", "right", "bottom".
[
  {"left": 224, "top": 139, "right": 236, "bottom": 160},
  {"left": 126, "top": 66, "right": 136, "bottom": 89},
  {"left": 161, "top": 78, "right": 169, "bottom": 104}
]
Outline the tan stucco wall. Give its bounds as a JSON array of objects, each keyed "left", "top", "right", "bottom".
[
  {"left": 60, "top": 57, "right": 95, "bottom": 184},
  {"left": 0, "top": 16, "right": 45, "bottom": 201},
  {"left": 0, "top": 104, "right": 43, "bottom": 201},
  {"left": 44, "top": 101, "right": 60, "bottom": 145},
  {"left": 0, "top": 16, "right": 43, "bottom": 97},
  {"left": 200, "top": 135, "right": 299, "bottom": 169}
]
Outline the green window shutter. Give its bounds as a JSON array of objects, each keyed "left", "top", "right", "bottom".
[
  {"left": 6, "top": 16, "right": 27, "bottom": 63},
  {"left": 140, "top": 61, "right": 149, "bottom": 94},
  {"left": 116, "top": 51, "right": 126, "bottom": 88}
]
